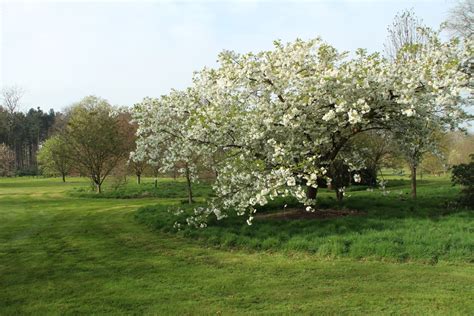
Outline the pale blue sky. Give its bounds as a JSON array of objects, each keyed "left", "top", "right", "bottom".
[{"left": 0, "top": 0, "right": 456, "bottom": 112}]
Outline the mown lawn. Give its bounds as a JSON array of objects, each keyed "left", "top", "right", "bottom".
[{"left": 0, "top": 176, "right": 473, "bottom": 314}]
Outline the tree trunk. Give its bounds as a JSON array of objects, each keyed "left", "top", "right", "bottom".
[
  {"left": 96, "top": 182, "right": 102, "bottom": 194},
  {"left": 306, "top": 186, "right": 318, "bottom": 200},
  {"left": 62, "top": 173, "right": 66, "bottom": 182},
  {"left": 185, "top": 165, "right": 193, "bottom": 204},
  {"left": 154, "top": 178, "right": 158, "bottom": 189},
  {"left": 336, "top": 189, "right": 344, "bottom": 202},
  {"left": 411, "top": 165, "right": 417, "bottom": 199},
  {"left": 137, "top": 173, "right": 141, "bottom": 185}
]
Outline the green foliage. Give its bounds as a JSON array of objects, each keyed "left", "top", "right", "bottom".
[
  {"left": 0, "top": 102, "right": 57, "bottom": 175},
  {"left": 451, "top": 154, "right": 474, "bottom": 206},
  {"left": 65, "top": 96, "right": 131, "bottom": 192},
  {"left": 37, "top": 135, "right": 72, "bottom": 179},
  {"left": 14, "top": 166, "right": 38, "bottom": 177}
]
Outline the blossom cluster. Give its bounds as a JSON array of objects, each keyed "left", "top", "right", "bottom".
[{"left": 133, "top": 33, "right": 472, "bottom": 226}]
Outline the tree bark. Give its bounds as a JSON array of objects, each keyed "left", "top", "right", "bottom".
[
  {"left": 137, "top": 173, "right": 141, "bottom": 185},
  {"left": 185, "top": 165, "right": 193, "bottom": 204},
  {"left": 62, "top": 173, "right": 66, "bottom": 182},
  {"left": 411, "top": 165, "right": 417, "bottom": 199},
  {"left": 306, "top": 186, "right": 318, "bottom": 200}
]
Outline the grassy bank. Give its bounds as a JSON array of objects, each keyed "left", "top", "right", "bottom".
[
  {"left": 0, "top": 176, "right": 473, "bottom": 314},
  {"left": 136, "top": 176, "right": 473, "bottom": 264}
]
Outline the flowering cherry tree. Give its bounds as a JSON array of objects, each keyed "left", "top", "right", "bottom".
[
  {"left": 132, "top": 90, "right": 213, "bottom": 204},
  {"left": 134, "top": 33, "right": 472, "bottom": 226}
]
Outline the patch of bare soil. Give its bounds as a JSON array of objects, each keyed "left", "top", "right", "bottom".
[{"left": 255, "top": 208, "right": 366, "bottom": 221}]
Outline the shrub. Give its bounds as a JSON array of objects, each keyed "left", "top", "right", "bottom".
[{"left": 451, "top": 154, "right": 474, "bottom": 206}]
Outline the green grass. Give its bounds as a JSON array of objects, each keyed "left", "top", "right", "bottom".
[
  {"left": 0, "top": 176, "right": 473, "bottom": 314},
  {"left": 136, "top": 176, "right": 473, "bottom": 264},
  {"left": 69, "top": 177, "right": 214, "bottom": 200}
]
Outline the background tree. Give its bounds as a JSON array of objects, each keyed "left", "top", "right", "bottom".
[
  {"left": 391, "top": 119, "right": 445, "bottom": 198},
  {"left": 0, "top": 143, "right": 15, "bottom": 177},
  {"left": 446, "top": 131, "right": 474, "bottom": 165},
  {"left": 346, "top": 131, "right": 394, "bottom": 186},
  {"left": 65, "top": 96, "right": 129, "bottom": 193},
  {"left": 384, "top": 9, "right": 427, "bottom": 60},
  {"left": 133, "top": 92, "right": 210, "bottom": 204},
  {"left": 1, "top": 86, "right": 23, "bottom": 168},
  {"left": 384, "top": 9, "right": 444, "bottom": 198},
  {"left": 1, "top": 87, "right": 57, "bottom": 175},
  {"left": 419, "top": 132, "right": 451, "bottom": 177},
  {"left": 129, "top": 153, "right": 147, "bottom": 185},
  {"left": 1, "top": 86, "right": 23, "bottom": 116},
  {"left": 120, "top": 111, "right": 147, "bottom": 185},
  {"left": 445, "top": 0, "right": 474, "bottom": 40},
  {"left": 451, "top": 154, "right": 474, "bottom": 205},
  {"left": 37, "top": 135, "right": 73, "bottom": 182},
  {"left": 150, "top": 163, "right": 161, "bottom": 188}
]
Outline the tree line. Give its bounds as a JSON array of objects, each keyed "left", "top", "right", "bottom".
[{"left": 0, "top": 87, "right": 58, "bottom": 175}]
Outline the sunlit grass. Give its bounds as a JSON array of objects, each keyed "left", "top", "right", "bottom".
[{"left": 0, "top": 176, "right": 473, "bottom": 314}]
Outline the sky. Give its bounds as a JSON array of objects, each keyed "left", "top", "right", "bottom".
[{"left": 0, "top": 0, "right": 459, "bottom": 112}]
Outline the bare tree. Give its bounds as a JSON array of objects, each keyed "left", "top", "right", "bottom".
[
  {"left": 384, "top": 9, "right": 427, "bottom": 60},
  {"left": 1, "top": 86, "right": 24, "bottom": 115},
  {"left": 445, "top": 0, "right": 474, "bottom": 40},
  {"left": 1, "top": 86, "right": 24, "bottom": 168}
]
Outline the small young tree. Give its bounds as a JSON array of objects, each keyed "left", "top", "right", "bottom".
[
  {"left": 150, "top": 163, "right": 161, "bottom": 188},
  {"left": 391, "top": 120, "right": 445, "bottom": 198},
  {"left": 37, "top": 135, "right": 73, "bottom": 182},
  {"left": 122, "top": 113, "right": 147, "bottom": 185},
  {"left": 0, "top": 143, "right": 15, "bottom": 177},
  {"left": 133, "top": 91, "right": 212, "bottom": 204},
  {"left": 384, "top": 10, "right": 460, "bottom": 198},
  {"left": 65, "top": 96, "right": 129, "bottom": 193},
  {"left": 129, "top": 153, "right": 147, "bottom": 185}
]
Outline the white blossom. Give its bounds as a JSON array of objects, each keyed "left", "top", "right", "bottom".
[
  {"left": 322, "top": 110, "right": 336, "bottom": 121},
  {"left": 132, "top": 34, "right": 472, "bottom": 227},
  {"left": 353, "top": 174, "right": 361, "bottom": 183}
]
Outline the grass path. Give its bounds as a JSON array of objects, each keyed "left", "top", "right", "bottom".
[{"left": 0, "top": 178, "right": 473, "bottom": 314}]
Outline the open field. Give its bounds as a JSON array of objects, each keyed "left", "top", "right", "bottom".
[{"left": 0, "top": 176, "right": 473, "bottom": 314}]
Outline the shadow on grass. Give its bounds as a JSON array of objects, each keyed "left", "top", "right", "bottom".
[{"left": 135, "top": 180, "right": 473, "bottom": 264}]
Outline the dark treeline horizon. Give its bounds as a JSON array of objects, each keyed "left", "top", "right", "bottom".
[{"left": 0, "top": 105, "right": 60, "bottom": 175}]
